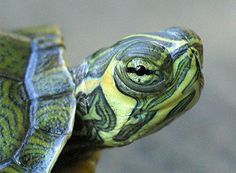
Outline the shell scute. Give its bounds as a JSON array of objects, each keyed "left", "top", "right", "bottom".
[
  {"left": 0, "top": 77, "right": 29, "bottom": 164},
  {"left": 0, "top": 26, "right": 76, "bottom": 171},
  {"left": 0, "top": 32, "right": 30, "bottom": 81},
  {"left": 25, "top": 35, "right": 74, "bottom": 99},
  {"left": 34, "top": 94, "right": 76, "bottom": 135}
]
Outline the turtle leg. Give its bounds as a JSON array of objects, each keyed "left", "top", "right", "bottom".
[
  {"left": 55, "top": 151, "right": 100, "bottom": 173},
  {"left": 73, "top": 151, "right": 100, "bottom": 173}
]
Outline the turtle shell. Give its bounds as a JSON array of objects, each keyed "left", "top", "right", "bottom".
[{"left": 0, "top": 26, "right": 76, "bottom": 172}]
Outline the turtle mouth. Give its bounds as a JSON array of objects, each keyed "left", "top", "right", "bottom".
[{"left": 194, "top": 50, "right": 204, "bottom": 89}]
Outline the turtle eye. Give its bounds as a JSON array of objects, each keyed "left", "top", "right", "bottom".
[
  {"left": 126, "top": 65, "right": 154, "bottom": 76},
  {"left": 125, "top": 58, "right": 160, "bottom": 85},
  {"left": 114, "top": 42, "right": 172, "bottom": 94}
]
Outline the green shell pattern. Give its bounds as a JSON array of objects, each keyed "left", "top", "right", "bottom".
[{"left": 0, "top": 26, "right": 76, "bottom": 173}]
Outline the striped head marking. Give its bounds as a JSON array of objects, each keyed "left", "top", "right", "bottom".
[{"left": 74, "top": 27, "right": 204, "bottom": 147}]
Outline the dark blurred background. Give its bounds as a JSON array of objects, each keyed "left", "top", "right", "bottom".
[{"left": 1, "top": 1, "right": 236, "bottom": 172}]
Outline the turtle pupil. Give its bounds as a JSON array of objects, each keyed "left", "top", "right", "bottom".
[
  {"left": 135, "top": 65, "right": 146, "bottom": 76},
  {"left": 126, "top": 65, "right": 153, "bottom": 76}
]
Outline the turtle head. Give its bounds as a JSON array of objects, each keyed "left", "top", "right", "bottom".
[{"left": 72, "top": 27, "right": 203, "bottom": 147}]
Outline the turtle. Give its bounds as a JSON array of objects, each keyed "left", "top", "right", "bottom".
[{"left": 0, "top": 25, "right": 204, "bottom": 173}]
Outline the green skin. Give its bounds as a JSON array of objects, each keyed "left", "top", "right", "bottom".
[{"left": 0, "top": 26, "right": 203, "bottom": 173}]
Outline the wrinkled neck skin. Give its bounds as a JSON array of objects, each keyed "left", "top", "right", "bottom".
[
  {"left": 68, "top": 27, "right": 204, "bottom": 153},
  {"left": 68, "top": 50, "right": 119, "bottom": 149}
]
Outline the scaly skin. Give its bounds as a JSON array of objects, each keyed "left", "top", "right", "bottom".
[
  {"left": 70, "top": 27, "right": 204, "bottom": 147},
  {"left": 58, "top": 27, "right": 204, "bottom": 172},
  {"left": 0, "top": 26, "right": 203, "bottom": 173}
]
